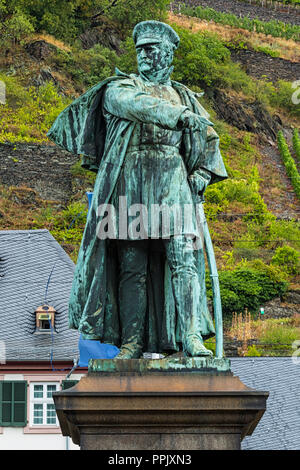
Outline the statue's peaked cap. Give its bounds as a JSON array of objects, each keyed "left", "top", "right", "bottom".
[{"left": 133, "top": 21, "right": 180, "bottom": 49}]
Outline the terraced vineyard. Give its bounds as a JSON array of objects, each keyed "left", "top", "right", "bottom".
[
  {"left": 177, "top": 4, "right": 300, "bottom": 40},
  {"left": 172, "top": 0, "right": 300, "bottom": 24}
]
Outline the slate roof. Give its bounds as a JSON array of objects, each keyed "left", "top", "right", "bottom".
[
  {"left": 0, "top": 230, "right": 79, "bottom": 361},
  {"left": 230, "top": 357, "right": 300, "bottom": 450}
]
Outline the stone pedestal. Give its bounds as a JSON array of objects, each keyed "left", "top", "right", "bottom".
[{"left": 53, "top": 357, "right": 268, "bottom": 450}]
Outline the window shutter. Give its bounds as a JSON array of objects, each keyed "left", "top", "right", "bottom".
[
  {"left": 61, "top": 380, "right": 79, "bottom": 390},
  {"left": 0, "top": 381, "right": 27, "bottom": 426}
]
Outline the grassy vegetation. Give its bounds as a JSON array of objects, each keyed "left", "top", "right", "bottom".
[
  {"left": 169, "top": 12, "right": 300, "bottom": 63},
  {"left": 0, "top": 75, "right": 72, "bottom": 143},
  {"left": 226, "top": 312, "right": 300, "bottom": 356},
  {"left": 182, "top": 5, "right": 300, "bottom": 41},
  {"left": 50, "top": 44, "right": 118, "bottom": 91},
  {"left": 70, "top": 158, "right": 97, "bottom": 186},
  {"left": 0, "top": 185, "right": 87, "bottom": 262}
]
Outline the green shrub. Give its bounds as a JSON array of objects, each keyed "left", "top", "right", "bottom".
[
  {"left": 205, "top": 186, "right": 226, "bottom": 205},
  {"left": 0, "top": 7, "right": 34, "bottom": 47},
  {"left": 50, "top": 227, "right": 84, "bottom": 245},
  {"left": 256, "top": 46, "right": 280, "bottom": 58},
  {"left": 0, "top": 0, "right": 169, "bottom": 42},
  {"left": 267, "top": 219, "right": 300, "bottom": 251},
  {"left": 271, "top": 245, "right": 300, "bottom": 275},
  {"left": 0, "top": 75, "right": 71, "bottom": 143},
  {"left": 238, "top": 258, "right": 288, "bottom": 283},
  {"left": 277, "top": 131, "right": 300, "bottom": 198},
  {"left": 218, "top": 62, "right": 256, "bottom": 94},
  {"left": 292, "top": 129, "right": 300, "bottom": 163},
  {"left": 206, "top": 264, "right": 288, "bottom": 318},
  {"left": 211, "top": 177, "right": 270, "bottom": 223},
  {"left": 106, "top": 0, "right": 169, "bottom": 35},
  {"left": 32, "top": 201, "right": 87, "bottom": 231},
  {"left": 220, "top": 179, "right": 257, "bottom": 203},
  {"left": 218, "top": 287, "right": 241, "bottom": 315},
  {"left": 246, "top": 345, "right": 261, "bottom": 357},
  {"left": 172, "top": 27, "right": 253, "bottom": 90},
  {"left": 70, "top": 159, "right": 97, "bottom": 185},
  {"left": 52, "top": 44, "right": 119, "bottom": 88},
  {"left": 219, "top": 132, "right": 232, "bottom": 152},
  {"left": 0, "top": 0, "right": 93, "bottom": 42},
  {"left": 270, "top": 81, "right": 300, "bottom": 118},
  {"left": 60, "top": 202, "right": 88, "bottom": 228},
  {"left": 32, "top": 202, "right": 87, "bottom": 250},
  {"left": 204, "top": 337, "right": 216, "bottom": 355},
  {"left": 233, "top": 219, "right": 300, "bottom": 266}
]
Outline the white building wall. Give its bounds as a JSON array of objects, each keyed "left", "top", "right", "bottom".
[
  {"left": 0, "top": 427, "right": 79, "bottom": 450},
  {"left": 0, "top": 372, "right": 84, "bottom": 450}
]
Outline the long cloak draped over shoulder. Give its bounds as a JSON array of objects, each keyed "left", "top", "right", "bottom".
[{"left": 47, "top": 72, "right": 228, "bottom": 352}]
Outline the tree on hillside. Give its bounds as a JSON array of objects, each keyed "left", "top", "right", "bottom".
[
  {"left": 0, "top": 0, "right": 169, "bottom": 42},
  {"left": 0, "top": 6, "right": 34, "bottom": 48},
  {"left": 101, "top": 0, "right": 169, "bottom": 34}
]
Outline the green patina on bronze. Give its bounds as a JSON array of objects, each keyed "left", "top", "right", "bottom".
[
  {"left": 47, "top": 21, "right": 228, "bottom": 360},
  {"left": 89, "top": 357, "right": 231, "bottom": 374}
]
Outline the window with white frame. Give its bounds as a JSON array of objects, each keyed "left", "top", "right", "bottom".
[{"left": 29, "top": 383, "right": 59, "bottom": 426}]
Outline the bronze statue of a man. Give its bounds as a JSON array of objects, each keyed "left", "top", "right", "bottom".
[{"left": 47, "top": 21, "right": 228, "bottom": 359}]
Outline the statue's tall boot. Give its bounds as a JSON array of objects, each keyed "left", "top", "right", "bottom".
[
  {"left": 179, "top": 285, "right": 213, "bottom": 358},
  {"left": 116, "top": 240, "right": 148, "bottom": 359},
  {"left": 164, "top": 236, "right": 213, "bottom": 358}
]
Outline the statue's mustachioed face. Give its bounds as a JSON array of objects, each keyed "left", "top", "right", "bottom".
[{"left": 136, "top": 43, "right": 173, "bottom": 77}]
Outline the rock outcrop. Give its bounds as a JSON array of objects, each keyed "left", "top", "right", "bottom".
[
  {"left": 208, "top": 88, "right": 282, "bottom": 142},
  {"left": 0, "top": 142, "right": 79, "bottom": 203}
]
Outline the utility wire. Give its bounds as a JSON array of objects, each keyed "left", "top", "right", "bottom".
[
  {"left": 47, "top": 319, "right": 72, "bottom": 372},
  {"left": 40, "top": 210, "right": 86, "bottom": 372}
]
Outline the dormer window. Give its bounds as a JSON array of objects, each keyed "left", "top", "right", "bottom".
[{"left": 35, "top": 305, "right": 56, "bottom": 334}]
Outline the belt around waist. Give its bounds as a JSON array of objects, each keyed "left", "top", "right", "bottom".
[{"left": 126, "top": 144, "right": 181, "bottom": 152}]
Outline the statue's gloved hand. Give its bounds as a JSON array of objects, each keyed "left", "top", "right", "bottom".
[
  {"left": 188, "top": 169, "right": 212, "bottom": 203},
  {"left": 179, "top": 109, "right": 214, "bottom": 131}
]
